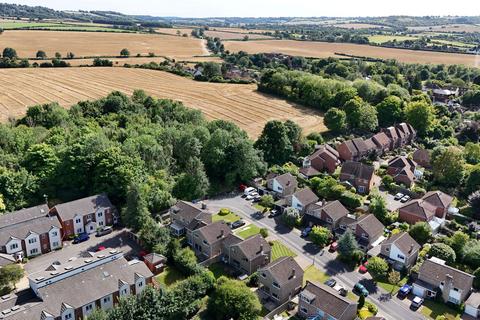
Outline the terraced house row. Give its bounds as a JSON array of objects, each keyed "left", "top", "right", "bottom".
[{"left": 0, "top": 194, "right": 116, "bottom": 260}]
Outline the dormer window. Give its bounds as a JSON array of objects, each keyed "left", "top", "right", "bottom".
[{"left": 75, "top": 218, "right": 81, "bottom": 224}]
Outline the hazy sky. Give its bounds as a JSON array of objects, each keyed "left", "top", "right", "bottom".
[{"left": 4, "top": 0, "right": 480, "bottom": 17}]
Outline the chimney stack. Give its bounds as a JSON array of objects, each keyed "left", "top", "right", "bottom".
[{"left": 442, "top": 274, "right": 454, "bottom": 303}]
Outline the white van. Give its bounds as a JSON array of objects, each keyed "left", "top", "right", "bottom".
[{"left": 244, "top": 187, "right": 256, "bottom": 196}]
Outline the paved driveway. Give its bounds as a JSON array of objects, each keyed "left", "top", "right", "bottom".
[{"left": 205, "top": 194, "right": 424, "bottom": 320}]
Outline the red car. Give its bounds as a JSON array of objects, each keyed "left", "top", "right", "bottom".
[
  {"left": 96, "top": 246, "right": 106, "bottom": 252},
  {"left": 329, "top": 242, "right": 338, "bottom": 252},
  {"left": 359, "top": 261, "right": 369, "bottom": 273}
]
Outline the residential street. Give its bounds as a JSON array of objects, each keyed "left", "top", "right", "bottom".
[{"left": 206, "top": 194, "right": 425, "bottom": 320}]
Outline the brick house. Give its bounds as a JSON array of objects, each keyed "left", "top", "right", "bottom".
[
  {"left": 0, "top": 205, "right": 62, "bottom": 258},
  {"left": 304, "top": 200, "right": 349, "bottom": 231},
  {"left": 336, "top": 138, "right": 370, "bottom": 162},
  {"left": 371, "top": 132, "right": 392, "bottom": 153},
  {"left": 143, "top": 253, "right": 167, "bottom": 275},
  {"left": 51, "top": 194, "right": 115, "bottom": 239},
  {"left": 413, "top": 257, "right": 473, "bottom": 305},
  {"left": 301, "top": 144, "right": 340, "bottom": 177},
  {"left": 379, "top": 232, "right": 420, "bottom": 270},
  {"left": 387, "top": 156, "right": 417, "bottom": 187},
  {"left": 382, "top": 122, "right": 416, "bottom": 149},
  {"left": 298, "top": 281, "right": 357, "bottom": 320},
  {"left": 339, "top": 161, "right": 376, "bottom": 194},
  {"left": 422, "top": 191, "right": 454, "bottom": 218},
  {"left": 398, "top": 191, "right": 453, "bottom": 226},
  {"left": 258, "top": 256, "right": 304, "bottom": 306},
  {"left": 336, "top": 214, "right": 385, "bottom": 251},
  {"left": 222, "top": 234, "right": 271, "bottom": 275},
  {"left": 413, "top": 149, "right": 432, "bottom": 168},
  {"left": 266, "top": 173, "right": 298, "bottom": 197}
]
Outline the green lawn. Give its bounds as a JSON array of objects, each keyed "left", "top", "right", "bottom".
[
  {"left": 156, "top": 266, "right": 185, "bottom": 287},
  {"left": 375, "top": 276, "right": 408, "bottom": 294},
  {"left": 420, "top": 299, "right": 462, "bottom": 320},
  {"left": 212, "top": 212, "right": 240, "bottom": 223},
  {"left": 271, "top": 240, "right": 297, "bottom": 261},
  {"left": 358, "top": 307, "right": 375, "bottom": 319},
  {"left": 303, "top": 265, "right": 329, "bottom": 285},
  {"left": 208, "top": 262, "right": 233, "bottom": 279},
  {"left": 235, "top": 224, "right": 261, "bottom": 239}
]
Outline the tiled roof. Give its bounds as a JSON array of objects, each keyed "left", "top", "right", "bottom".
[
  {"left": 234, "top": 234, "right": 270, "bottom": 260},
  {"left": 320, "top": 201, "right": 349, "bottom": 222},
  {"left": 0, "top": 204, "right": 49, "bottom": 229},
  {"left": 260, "top": 256, "right": 303, "bottom": 285},
  {"left": 54, "top": 194, "right": 113, "bottom": 221},
  {"left": 340, "top": 161, "right": 375, "bottom": 181},
  {"left": 399, "top": 199, "right": 437, "bottom": 220},
  {"left": 418, "top": 258, "right": 473, "bottom": 292},
  {"left": 0, "top": 215, "right": 61, "bottom": 245},
  {"left": 388, "top": 156, "right": 416, "bottom": 169},
  {"left": 293, "top": 188, "right": 319, "bottom": 206},
  {"left": 422, "top": 191, "right": 453, "bottom": 209},
  {"left": 382, "top": 232, "right": 420, "bottom": 255},
  {"left": 356, "top": 214, "right": 384, "bottom": 240},
  {"left": 196, "top": 221, "right": 231, "bottom": 244},
  {"left": 274, "top": 173, "right": 297, "bottom": 188}
]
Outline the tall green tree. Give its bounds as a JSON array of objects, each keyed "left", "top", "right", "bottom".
[
  {"left": 337, "top": 229, "right": 358, "bottom": 260},
  {"left": 431, "top": 146, "right": 465, "bottom": 187},
  {"left": 324, "top": 108, "right": 347, "bottom": 133},
  {"left": 173, "top": 157, "right": 209, "bottom": 201},
  {"left": 409, "top": 222, "right": 432, "bottom": 245},
  {"left": 255, "top": 120, "right": 293, "bottom": 165},
  {"left": 376, "top": 95, "right": 404, "bottom": 127},
  {"left": 404, "top": 101, "right": 436, "bottom": 136}
]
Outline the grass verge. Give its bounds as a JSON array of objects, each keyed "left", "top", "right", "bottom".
[{"left": 271, "top": 240, "right": 297, "bottom": 260}]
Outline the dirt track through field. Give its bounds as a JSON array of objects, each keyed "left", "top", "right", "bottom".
[
  {"left": 0, "top": 68, "right": 325, "bottom": 137},
  {"left": 224, "top": 39, "right": 480, "bottom": 67}
]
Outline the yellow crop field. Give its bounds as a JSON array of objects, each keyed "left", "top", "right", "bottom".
[
  {"left": 223, "top": 39, "right": 480, "bottom": 67},
  {"left": 0, "top": 68, "right": 325, "bottom": 137}
]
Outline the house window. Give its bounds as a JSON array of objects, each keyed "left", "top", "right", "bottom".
[
  {"left": 340, "top": 225, "right": 346, "bottom": 230},
  {"left": 65, "top": 314, "right": 72, "bottom": 320},
  {"left": 52, "top": 231, "right": 58, "bottom": 237},
  {"left": 103, "top": 296, "right": 111, "bottom": 303},
  {"left": 77, "top": 228, "right": 83, "bottom": 233},
  {"left": 203, "top": 240, "right": 208, "bottom": 245},
  {"left": 98, "top": 212, "right": 103, "bottom": 217},
  {"left": 300, "top": 307, "right": 308, "bottom": 314},
  {"left": 440, "top": 281, "right": 444, "bottom": 286},
  {"left": 362, "top": 233, "right": 369, "bottom": 239},
  {"left": 272, "top": 293, "right": 279, "bottom": 300},
  {"left": 453, "top": 288, "right": 459, "bottom": 292},
  {"left": 53, "top": 241, "right": 59, "bottom": 247},
  {"left": 397, "top": 254, "right": 405, "bottom": 260},
  {"left": 261, "top": 273, "right": 266, "bottom": 278},
  {"left": 272, "top": 282, "right": 280, "bottom": 288},
  {"left": 75, "top": 218, "right": 81, "bottom": 224},
  {"left": 28, "top": 238, "right": 37, "bottom": 244},
  {"left": 121, "top": 288, "right": 127, "bottom": 295},
  {"left": 358, "top": 186, "right": 366, "bottom": 193},
  {"left": 138, "top": 281, "right": 143, "bottom": 288},
  {"left": 86, "top": 304, "right": 93, "bottom": 311},
  {"left": 30, "top": 248, "right": 38, "bottom": 255},
  {"left": 10, "top": 243, "right": 18, "bottom": 250},
  {"left": 99, "top": 221, "right": 104, "bottom": 226},
  {"left": 326, "top": 217, "right": 333, "bottom": 223},
  {"left": 385, "top": 248, "right": 390, "bottom": 252}
]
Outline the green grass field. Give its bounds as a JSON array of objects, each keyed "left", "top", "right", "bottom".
[
  {"left": 156, "top": 266, "right": 185, "bottom": 287},
  {"left": 375, "top": 276, "right": 408, "bottom": 294},
  {"left": 0, "top": 21, "right": 133, "bottom": 32},
  {"left": 271, "top": 240, "right": 297, "bottom": 260},
  {"left": 303, "top": 265, "right": 329, "bottom": 285},
  {"left": 368, "top": 35, "right": 418, "bottom": 44},
  {"left": 235, "top": 224, "right": 261, "bottom": 239},
  {"left": 212, "top": 211, "right": 240, "bottom": 223},
  {"left": 420, "top": 299, "right": 462, "bottom": 320}
]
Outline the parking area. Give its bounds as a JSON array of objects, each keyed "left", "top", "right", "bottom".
[
  {"left": 24, "top": 228, "right": 141, "bottom": 276},
  {"left": 378, "top": 189, "right": 408, "bottom": 212}
]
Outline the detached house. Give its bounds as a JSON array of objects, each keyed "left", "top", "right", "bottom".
[
  {"left": 304, "top": 200, "right": 349, "bottom": 231},
  {"left": 169, "top": 200, "right": 212, "bottom": 237},
  {"left": 379, "top": 232, "right": 420, "bottom": 270},
  {"left": 387, "top": 156, "right": 417, "bottom": 187},
  {"left": 287, "top": 188, "right": 319, "bottom": 214},
  {"left": 398, "top": 191, "right": 453, "bottom": 231},
  {"left": 337, "top": 214, "right": 385, "bottom": 251},
  {"left": 301, "top": 144, "right": 340, "bottom": 177},
  {"left": 339, "top": 161, "right": 376, "bottom": 194},
  {"left": 299, "top": 281, "right": 357, "bottom": 320},
  {"left": 413, "top": 257, "right": 474, "bottom": 305},
  {"left": 0, "top": 205, "right": 62, "bottom": 258},
  {"left": 267, "top": 173, "right": 298, "bottom": 197},
  {"left": 337, "top": 138, "right": 370, "bottom": 162},
  {"left": 258, "top": 256, "right": 304, "bottom": 306},
  {"left": 222, "top": 234, "right": 271, "bottom": 275},
  {"left": 51, "top": 194, "right": 115, "bottom": 239},
  {"left": 190, "top": 221, "right": 231, "bottom": 260}
]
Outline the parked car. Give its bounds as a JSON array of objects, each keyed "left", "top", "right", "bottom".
[
  {"left": 230, "top": 220, "right": 246, "bottom": 230},
  {"left": 354, "top": 282, "right": 369, "bottom": 297},
  {"left": 96, "top": 226, "right": 113, "bottom": 237},
  {"left": 397, "top": 284, "right": 412, "bottom": 299},
  {"left": 333, "top": 284, "right": 348, "bottom": 297},
  {"left": 324, "top": 278, "right": 336, "bottom": 287},
  {"left": 268, "top": 209, "right": 280, "bottom": 218},
  {"left": 394, "top": 193, "right": 404, "bottom": 201},
  {"left": 329, "top": 242, "right": 338, "bottom": 252},
  {"left": 244, "top": 187, "right": 256, "bottom": 196},
  {"left": 359, "top": 261, "right": 369, "bottom": 273},
  {"left": 410, "top": 296, "right": 424, "bottom": 310},
  {"left": 253, "top": 211, "right": 264, "bottom": 219},
  {"left": 73, "top": 233, "right": 89, "bottom": 244},
  {"left": 96, "top": 245, "right": 106, "bottom": 252},
  {"left": 400, "top": 195, "right": 411, "bottom": 203},
  {"left": 252, "top": 195, "right": 262, "bottom": 203},
  {"left": 246, "top": 195, "right": 254, "bottom": 201},
  {"left": 301, "top": 227, "right": 312, "bottom": 238}
]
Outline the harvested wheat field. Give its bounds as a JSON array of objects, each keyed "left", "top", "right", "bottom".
[
  {"left": 408, "top": 24, "right": 480, "bottom": 33},
  {"left": 224, "top": 39, "right": 480, "bottom": 67},
  {"left": 29, "top": 57, "right": 167, "bottom": 67},
  {"left": 212, "top": 27, "right": 272, "bottom": 34},
  {"left": 0, "top": 30, "right": 207, "bottom": 59},
  {"left": 333, "top": 23, "right": 388, "bottom": 29},
  {"left": 204, "top": 30, "right": 273, "bottom": 40},
  {"left": 0, "top": 68, "right": 325, "bottom": 137},
  {"left": 156, "top": 27, "right": 194, "bottom": 36}
]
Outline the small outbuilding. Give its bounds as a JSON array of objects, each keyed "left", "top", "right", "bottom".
[{"left": 143, "top": 253, "right": 167, "bottom": 275}]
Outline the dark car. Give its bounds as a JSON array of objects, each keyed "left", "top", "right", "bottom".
[
  {"left": 324, "top": 278, "right": 336, "bottom": 287},
  {"left": 73, "top": 233, "right": 90, "bottom": 244},
  {"left": 397, "top": 284, "right": 412, "bottom": 299},
  {"left": 252, "top": 196, "right": 262, "bottom": 203},
  {"left": 353, "top": 282, "right": 369, "bottom": 297},
  {"left": 96, "top": 226, "right": 113, "bottom": 237},
  {"left": 301, "top": 227, "right": 312, "bottom": 238},
  {"left": 230, "top": 220, "right": 246, "bottom": 230}
]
